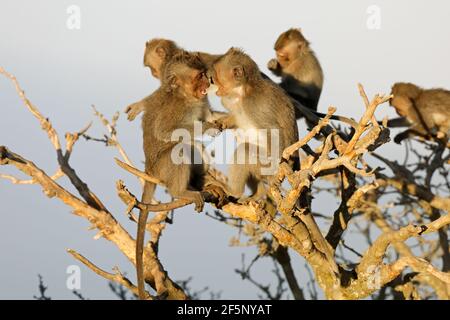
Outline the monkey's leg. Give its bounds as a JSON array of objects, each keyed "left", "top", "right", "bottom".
[
  {"left": 136, "top": 181, "right": 156, "bottom": 300},
  {"left": 228, "top": 163, "right": 250, "bottom": 200},
  {"left": 244, "top": 174, "right": 267, "bottom": 203},
  {"left": 165, "top": 162, "right": 205, "bottom": 212}
]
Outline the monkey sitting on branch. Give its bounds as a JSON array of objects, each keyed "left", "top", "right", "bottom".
[
  {"left": 388, "top": 82, "right": 450, "bottom": 144},
  {"left": 133, "top": 51, "right": 222, "bottom": 300},
  {"left": 268, "top": 28, "right": 324, "bottom": 117},
  {"left": 210, "top": 48, "right": 300, "bottom": 202},
  {"left": 266, "top": 28, "right": 360, "bottom": 131}
]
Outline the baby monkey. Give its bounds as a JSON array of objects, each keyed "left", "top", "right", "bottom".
[
  {"left": 136, "top": 51, "right": 217, "bottom": 299},
  {"left": 389, "top": 82, "right": 450, "bottom": 144},
  {"left": 268, "top": 28, "right": 324, "bottom": 116},
  {"left": 126, "top": 38, "right": 220, "bottom": 121}
]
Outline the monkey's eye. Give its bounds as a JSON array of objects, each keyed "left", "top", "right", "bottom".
[{"left": 196, "top": 72, "right": 206, "bottom": 81}]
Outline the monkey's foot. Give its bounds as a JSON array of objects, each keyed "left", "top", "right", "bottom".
[
  {"left": 237, "top": 195, "right": 266, "bottom": 206},
  {"left": 193, "top": 194, "right": 204, "bottom": 213},
  {"left": 181, "top": 191, "right": 204, "bottom": 213},
  {"left": 202, "top": 183, "right": 228, "bottom": 208}
]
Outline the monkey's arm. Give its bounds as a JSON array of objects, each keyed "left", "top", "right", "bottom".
[
  {"left": 125, "top": 101, "right": 145, "bottom": 121},
  {"left": 125, "top": 95, "right": 153, "bottom": 121}
]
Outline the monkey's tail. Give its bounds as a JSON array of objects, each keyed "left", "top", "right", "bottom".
[
  {"left": 136, "top": 181, "right": 156, "bottom": 300},
  {"left": 384, "top": 116, "right": 411, "bottom": 128}
]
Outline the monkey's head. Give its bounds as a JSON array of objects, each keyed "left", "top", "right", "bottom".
[
  {"left": 390, "top": 82, "right": 422, "bottom": 117},
  {"left": 210, "top": 48, "right": 261, "bottom": 97},
  {"left": 162, "top": 52, "right": 210, "bottom": 101},
  {"left": 274, "top": 28, "right": 309, "bottom": 68},
  {"left": 143, "top": 38, "right": 179, "bottom": 79}
]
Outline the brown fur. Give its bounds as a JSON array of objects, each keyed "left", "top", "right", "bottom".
[
  {"left": 136, "top": 52, "right": 216, "bottom": 300},
  {"left": 211, "top": 48, "right": 299, "bottom": 201},
  {"left": 268, "top": 28, "right": 324, "bottom": 115},
  {"left": 126, "top": 38, "right": 221, "bottom": 121},
  {"left": 390, "top": 82, "right": 450, "bottom": 143}
]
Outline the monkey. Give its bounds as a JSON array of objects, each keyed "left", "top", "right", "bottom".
[
  {"left": 126, "top": 38, "right": 221, "bottom": 121},
  {"left": 265, "top": 28, "right": 360, "bottom": 131},
  {"left": 135, "top": 51, "right": 220, "bottom": 299},
  {"left": 267, "top": 28, "right": 324, "bottom": 117},
  {"left": 388, "top": 82, "right": 450, "bottom": 144},
  {"left": 209, "top": 48, "right": 299, "bottom": 202}
]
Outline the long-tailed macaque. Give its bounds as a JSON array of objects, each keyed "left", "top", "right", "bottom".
[
  {"left": 126, "top": 38, "right": 220, "bottom": 121},
  {"left": 135, "top": 52, "right": 218, "bottom": 299},
  {"left": 268, "top": 28, "right": 324, "bottom": 117},
  {"left": 265, "top": 29, "right": 356, "bottom": 130},
  {"left": 389, "top": 82, "right": 450, "bottom": 144},
  {"left": 210, "top": 48, "right": 299, "bottom": 201}
]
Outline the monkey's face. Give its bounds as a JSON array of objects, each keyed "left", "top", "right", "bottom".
[
  {"left": 275, "top": 41, "right": 299, "bottom": 68},
  {"left": 210, "top": 62, "right": 239, "bottom": 97},
  {"left": 175, "top": 67, "right": 210, "bottom": 100}
]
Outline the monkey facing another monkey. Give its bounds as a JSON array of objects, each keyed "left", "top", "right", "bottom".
[
  {"left": 210, "top": 48, "right": 300, "bottom": 201},
  {"left": 135, "top": 51, "right": 220, "bottom": 299},
  {"left": 389, "top": 82, "right": 450, "bottom": 144}
]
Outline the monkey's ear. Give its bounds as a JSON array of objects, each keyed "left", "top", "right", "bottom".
[
  {"left": 168, "top": 74, "right": 179, "bottom": 90},
  {"left": 232, "top": 66, "right": 244, "bottom": 80},
  {"left": 156, "top": 47, "right": 166, "bottom": 58}
]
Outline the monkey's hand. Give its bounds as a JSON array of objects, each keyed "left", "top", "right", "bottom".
[
  {"left": 125, "top": 102, "right": 144, "bottom": 121},
  {"left": 192, "top": 192, "right": 205, "bottom": 213},
  {"left": 203, "top": 121, "right": 222, "bottom": 137},
  {"left": 213, "top": 115, "right": 236, "bottom": 131},
  {"left": 267, "top": 58, "right": 282, "bottom": 76}
]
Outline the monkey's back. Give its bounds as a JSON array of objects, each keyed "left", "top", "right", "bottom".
[
  {"left": 247, "top": 79, "right": 299, "bottom": 152},
  {"left": 415, "top": 88, "right": 450, "bottom": 133},
  {"left": 296, "top": 50, "right": 324, "bottom": 88}
]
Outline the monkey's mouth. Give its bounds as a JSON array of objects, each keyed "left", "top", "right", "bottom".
[{"left": 201, "top": 89, "right": 208, "bottom": 95}]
